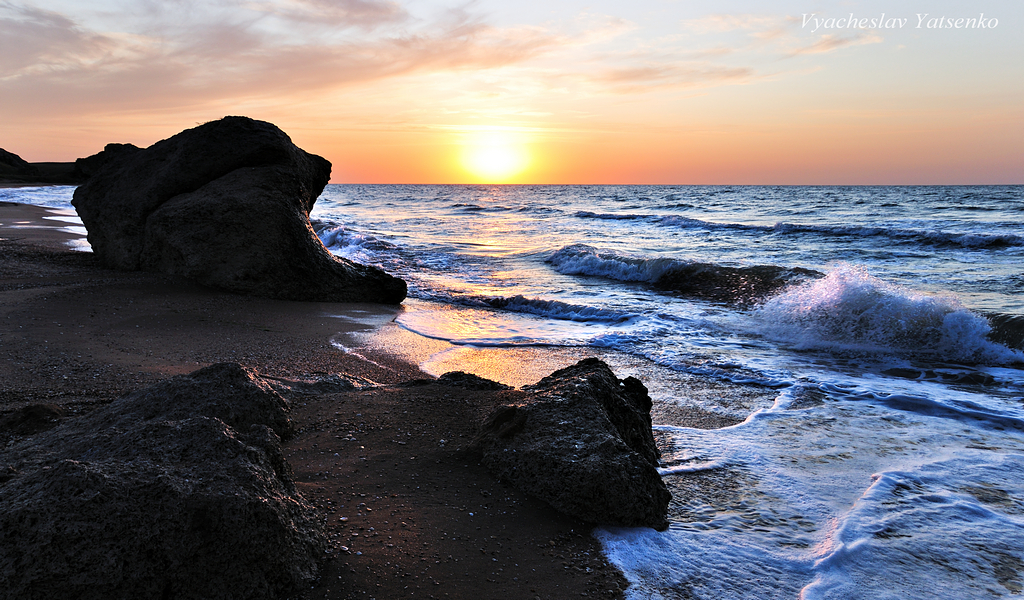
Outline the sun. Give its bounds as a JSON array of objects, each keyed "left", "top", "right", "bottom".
[{"left": 460, "top": 132, "right": 530, "bottom": 183}]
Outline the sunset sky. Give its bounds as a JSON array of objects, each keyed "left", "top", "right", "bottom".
[{"left": 2, "top": 0, "right": 1021, "bottom": 184}]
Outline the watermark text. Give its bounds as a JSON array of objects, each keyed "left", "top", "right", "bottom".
[{"left": 801, "top": 13, "right": 998, "bottom": 32}]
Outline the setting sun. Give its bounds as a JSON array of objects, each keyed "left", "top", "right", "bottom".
[{"left": 460, "top": 132, "right": 530, "bottom": 183}]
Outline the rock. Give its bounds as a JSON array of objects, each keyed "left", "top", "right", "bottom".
[
  {"left": 0, "top": 363, "right": 327, "bottom": 600},
  {"left": 0, "top": 148, "right": 41, "bottom": 182},
  {"left": 471, "top": 358, "right": 670, "bottom": 530},
  {"left": 71, "top": 142, "right": 141, "bottom": 180},
  {"left": 71, "top": 116, "right": 406, "bottom": 303},
  {"left": 0, "top": 404, "right": 65, "bottom": 436},
  {"left": 263, "top": 372, "right": 370, "bottom": 397},
  {"left": 436, "top": 371, "right": 512, "bottom": 390}
]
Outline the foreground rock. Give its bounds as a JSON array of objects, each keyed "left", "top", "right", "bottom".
[
  {"left": 71, "top": 116, "right": 406, "bottom": 303},
  {"left": 472, "top": 358, "right": 670, "bottom": 530},
  {"left": 0, "top": 363, "right": 327, "bottom": 600}
]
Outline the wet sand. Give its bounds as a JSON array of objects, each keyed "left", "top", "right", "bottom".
[{"left": 0, "top": 202, "right": 630, "bottom": 599}]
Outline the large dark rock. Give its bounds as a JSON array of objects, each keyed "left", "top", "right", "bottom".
[
  {"left": 0, "top": 363, "right": 327, "bottom": 600},
  {"left": 71, "top": 116, "right": 406, "bottom": 303},
  {"left": 471, "top": 358, "right": 670, "bottom": 530}
]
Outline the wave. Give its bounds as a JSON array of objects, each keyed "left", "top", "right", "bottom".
[
  {"left": 574, "top": 211, "right": 649, "bottom": 221},
  {"left": 982, "top": 312, "right": 1024, "bottom": 350},
  {"left": 772, "top": 222, "right": 1023, "bottom": 249},
  {"left": 451, "top": 203, "right": 485, "bottom": 211},
  {"left": 312, "top": 220, "right": 400, "bottom": 268},
  {"left": 425, "top": 291, "right": 637, "bottom": 324},
  {"left": 753, "top": 265, "right": 1024, "bottom": 365},
  {"left": 547, "top": 244, "right": 819, "bottom": 304},
  {"left": 575, "top": 210, "right": 1024, "bottom": 249},
  {"left": 471, "top": 295, "right": 635, "bottom": 323}
]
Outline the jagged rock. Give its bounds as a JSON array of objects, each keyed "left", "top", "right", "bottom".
[
  {"left": 71, "top": 116, "right": 406, "bottom": 303},
  {"left": 0, "top": 363, "right": 327, "bottom": 600},
  {"left": 471, "top": 358, "right": 670, "bottom": 530}
]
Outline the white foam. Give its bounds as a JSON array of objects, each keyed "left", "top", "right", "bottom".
[
  {"left": 754, "top": 265, "right": 1024, "bottom": 365},
  {"left": 598, "top": 378, "right": 1024, "bottom": 600},
  {"left": 546, "top": 244, "right": 680, "bottom": 283},
  {"left": 801, "top": 454, "right": 1024, "bottom": 599}
]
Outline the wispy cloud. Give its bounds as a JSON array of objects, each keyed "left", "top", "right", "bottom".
[
  {"left": 681, "top": 13, "right": 784, "bottom": 34},
  {"left": 267, "top": 0, "right": 408, "bottom": 28},
  {"left": 680, "top": 12, "right": 883, "bottom": 56},
  {"left": 785, "top": 32, "right": 883, "bottom": 56},
  {"left": 0, "top": 2, "right": 115, "bottom": 74},
  {"left": 593, "top": 63, "right": 753, "bottom": 93},
  {"left": 0, "top": 1, "right": 565, "bottom": 117}
]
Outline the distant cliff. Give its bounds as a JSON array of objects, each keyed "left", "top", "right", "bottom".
[{"left": 0, "top": 144, "right": 140, "bottom": 185}]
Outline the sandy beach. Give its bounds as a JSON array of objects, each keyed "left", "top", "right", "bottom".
[{"left": 0, "top": 201, "right": 632, "bottom": 599}]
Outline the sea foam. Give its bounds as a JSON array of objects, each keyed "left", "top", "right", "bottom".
[
  {"left": 547, "top": 244, "right": 679, "bottom": 282},
  {"left": 547, "top": 244, "right": 816, "bottom": 303},
  {"left": 754, "top": 265, "right": 1024, "bottom": 364}
]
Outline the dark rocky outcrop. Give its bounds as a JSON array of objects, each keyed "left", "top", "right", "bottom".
[
  {"left": 471, "top": 358, "right": 670, "bottom": 530},
  {"left": 72, "top": 142, "right": 141, "bottom": 180},
  {"left": 71, "top": 116, "right": 406, "bottom": 303},
  {"left": 0, "top": 363, "right": 327, "bottom": 600},
  {"left": 0, "top": 148, "right": 41, "bottom": 183}
]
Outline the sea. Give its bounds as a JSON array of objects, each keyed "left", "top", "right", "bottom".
[{"left": 6, "top": 184, "right": 1024, "bottom": 599}]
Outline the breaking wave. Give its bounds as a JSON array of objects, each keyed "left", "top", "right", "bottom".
[
  {"left": 547, "top": 244, "right": 818, "bottom": 303},
  {"left": 754, "top": 265, "right": 1024, "bottom": 365}
]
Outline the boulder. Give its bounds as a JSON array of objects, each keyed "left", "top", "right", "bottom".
[
  {"left": 71, "top": 116, "right": 406, "bottom": 303},
  {"left": 0, "top": 363, "right": 327, "bottom": 600},
  {"left": 471, "top": 358, "right": 670, "bottom": 530}
]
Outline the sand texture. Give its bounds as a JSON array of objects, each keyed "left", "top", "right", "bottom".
[{"left": 0, "top": 203, "right": 630, "bottom": 599}]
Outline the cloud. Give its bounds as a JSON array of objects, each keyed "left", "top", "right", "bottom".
[
  {"left": 681, "top": 13, "right": 784, "bottom": 34},
  {"left": 593, "top": 63, "right": 753, "bottom": 92},
  {"left": 671, "top": 11, "right": 884, "bottom": 75},
  {"left": 0, "top": 2, "right": 114, "bottom": 74},
  {"left": 250, "top": 0, "right": 408, "bottom": 29},
  {"left": 786, "top": 32, "right": 883, "bottom": 56},
  {"left": 0, "top": 1, "right": 564, "bottom": 118}
]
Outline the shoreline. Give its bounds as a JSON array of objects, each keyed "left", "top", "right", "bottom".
[{"left": 0, "top": 201, "right": 631, "bottom": 598}]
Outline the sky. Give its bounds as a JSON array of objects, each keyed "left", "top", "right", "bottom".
[{"left": 1, "top": 0, "right": 1022, "bottom": 184}]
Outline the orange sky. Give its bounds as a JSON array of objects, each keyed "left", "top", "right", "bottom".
[{"left": 2, "top": 1, "right": 1021, "bottom": 184}]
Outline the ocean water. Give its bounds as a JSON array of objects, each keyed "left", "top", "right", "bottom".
[{"left": 8, "top": 184, "right": 1024, "bottom": 598}]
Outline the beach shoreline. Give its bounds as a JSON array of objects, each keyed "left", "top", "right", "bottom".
[{"left": 0, "top": 201, "right": 631, "bottom": 599}]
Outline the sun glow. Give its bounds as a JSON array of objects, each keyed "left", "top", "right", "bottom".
[{"left": 460, "top": 132, "right": 530, "bottom": 183}]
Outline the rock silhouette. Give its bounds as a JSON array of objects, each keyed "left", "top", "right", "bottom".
[{"left": 72, "top": 116, "right": 406, "bottom": 303}]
